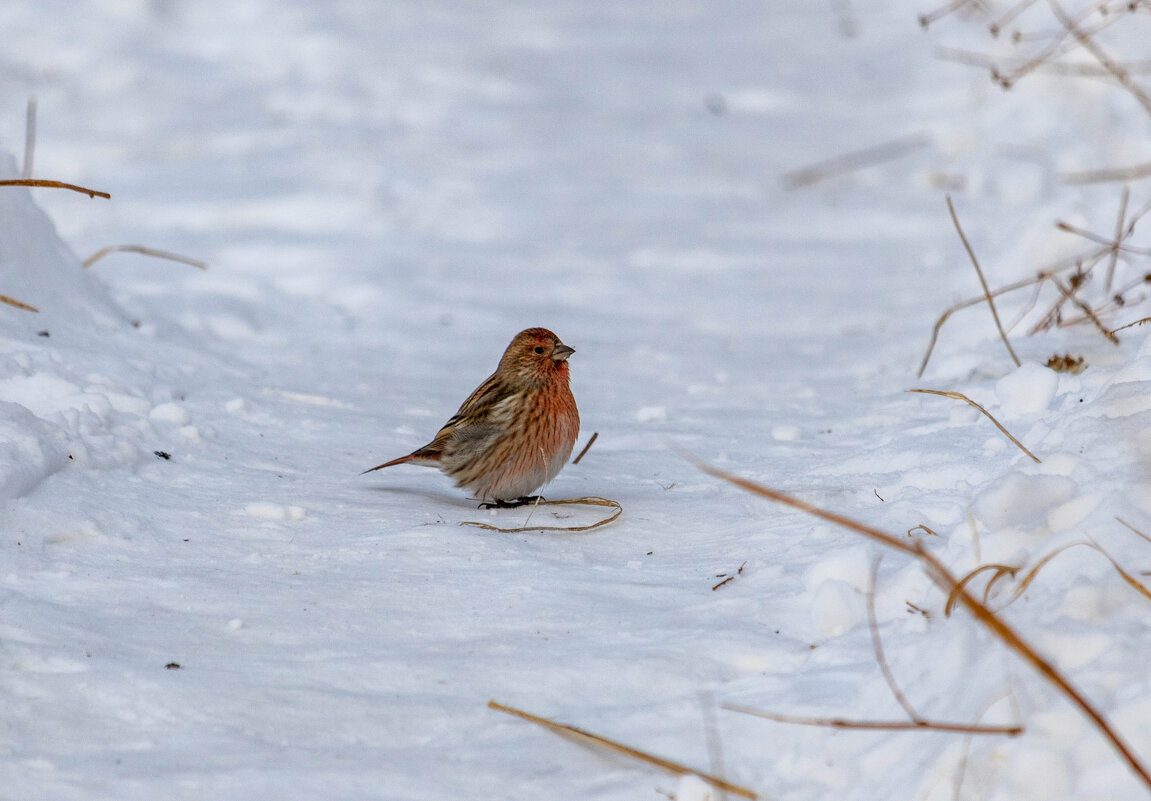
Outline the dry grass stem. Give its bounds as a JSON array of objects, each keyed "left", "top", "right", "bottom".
[
  {"left": 946, "top": 563, "right": 1020, "bottom": 615},
  {"left": 937, "top": 47, "right": 1151, "bottom": 77},
  {"left": 0, "top": 293, "right": 39, "bottom": 313},
  {"left": 691, "top": 460, "right": 1151, "bottom": 790},
  {"left": 1109, "top": 316, "right": 1151, "bottom": 335},
  {"left": 572, "top": 431, "right": 598, "bottom": 465},
  {"left": 782, "top": 133, "right": 930, "bottom": 189},
  {"left": 916, "top": 245, "right": 1106, "bottom": 376},
  {"left": 0, "top": 179, "right": 110, "bottom": 199},
  {"left": 918, "top": 0, "right": 984, "bottom": 29},
  {"left": 1048, "top": 0, "right": 1151, "bottom": 116},
  {"left": 488, "top": 700, "right": 757, "bottom": 800},
  {"left": 1116, "top": 516, "right": 1151, "bottom": 545},
  {"left": 1050, "top": 276, "right": 1120, "bottom": 344},
  {"left": 1107, "top": 186, "right": 1130, "bottom": 291},
  {"left": 723, "top": 704, "right": 1022, "bottom": 737},
  {"left": 460, "top": 496, "right": 621, "bottom": 534},
  {"left": 946, "top": 196, "right": 1021, "bottom": 367},
  {"left": 1063, "top": 161, "right": 1151, "bottom": 185},
  {"left": 82, "top": 244, "right": 207, "bottom": 270},
  {"left": 22, "top": 97, "right": 37, "bottom": 179},
  {"left": 1055, "top": 222, "right": 1151, "bottom": 256},
  {"left": 1006, "top": 541, "right": 1151, "bottom": 605},
  {"left": 907, "top": 389, "right": 1040, "bottom": 463},
  {"left": 867, "top": 558, "right": 922, "bottom": 722},
  {"left": 989, "top": 0, "right": 1042, "bottom": 36}
]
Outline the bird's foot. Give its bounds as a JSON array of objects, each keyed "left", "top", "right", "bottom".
[{"left": 479, "top": 495, "right": 545, "bottom": 509}]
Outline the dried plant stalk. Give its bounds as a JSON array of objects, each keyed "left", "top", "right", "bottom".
[
  {"left": 0, "top": 293, "right": 38, "bottom": 313},
  {"left": 488, "top": 700, "right": 757, "bottom": 799},
  {"left": 691, "top": 460, "right": 1151, "bottom": 790},
  {"left": 460, "top": 496, "right": 621, "bottom": 534},
  {"left": 946, "top": 196, "right": 1021, "bottom": 368},
  {"left": 782, "top": 133, "right": 930, "bottom": 189},
  {"left": 1049, "top": 277, "right": 1119, "bottom": 344},
  {"left": 1048, "top": 0, "right": 1151, "bottom": 117},
  {"left": 0, "top": 179, "right": 110, "bottom": 199},
  {"left": 572, "top": 431, "right": 598, "bottom": 465},
  {"left": 946, "top": 563, "right": 1020, "bottom": 615},
  {"left": 907, "top": 389, "right": 1040, "bottom": 463},
  {"left": 83, "top": 244, "right": 207, "bottom": 270},
  {"left": 722, "top": 704, "right": 1022, "bottom": 736}
]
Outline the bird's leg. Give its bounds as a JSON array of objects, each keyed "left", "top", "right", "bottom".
[{"left": 478, "top": 495, "right": 545, "bottom": 509}]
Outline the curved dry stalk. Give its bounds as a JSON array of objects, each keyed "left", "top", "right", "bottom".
[
  {"left": 0, "top": 178, "right": 110, "bottom": 199},
  {"left": 867, "top": 557, "right": 921, "bottom": 722},
  {"left": 691, "top": 460, "right": 1151, "bottom": 791},
  {"left": 907, "top": 389, "right": 1040, "bottom": 463},
  {"left": 488, "top": 700, "right": 757, "bottom": 800},
  {"left": 946, "top": 196, "right": 1021, "bottom": 368},
  {"left": 945, "top": 563, "right": 1020, "bottom": 615},
  {"left": 83, "top": 244, "right": 207, "bottom": 270},
  {"left": 722, "top": 704, "right": 1022, "bottom": 737},
  {"left": 460, "top": 496, "right": 621, "bottom": 534},
  {"left": 1006, "top": 541, "right": 1151, "bottom": 606}
]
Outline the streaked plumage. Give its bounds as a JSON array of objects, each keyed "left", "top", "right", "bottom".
[{"left": 364, "top": 328, "right": 580, "bottom": 503}]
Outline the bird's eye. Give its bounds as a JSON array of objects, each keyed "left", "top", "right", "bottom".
[{"left": 533, "top": 346, "right": 545, "bottom": 354}]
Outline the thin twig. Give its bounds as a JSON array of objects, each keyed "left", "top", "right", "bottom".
[
  {"left": 1063, "top": 161, "right": 1151, "bottom": 185},
  {"left": 1107, "top": 186, "right": 1130, "bottom": 292},
  {"left": 917, "top": 245, "right": 1105, "bottom": 377},
  {"left": 1048, "top": 0, "right": 1151, "bottom": 116},
  {"left": 83, "top": 244, "right": 207, "bottom": 270},
  {"left": 989, "top": 0, "right": 1042, "bottom": 37},
  {"left": 723, "top": 704, "right": 1022, "bottom": 736},
  {"left": 1050, "top": 276, "right": 1120, "bottom": 344},
  {"left": 1055, "top": 221, "right": 1151, "bottom": 255},
  {"left": 699, "top": 691, "right": 728, "bottom": 801},
  {"left": 0, "top": 179, "right": 110, "bottom": 199},
  {"left": 946, "top": 196, "right": 1021, "bottom": 368},
  {"left": 572, "top": 431, "right": 599, "bottom": 465},
  {"left": 937, "top": 46, "right": 1151, "bottom": 77},
  {"left": 867, "top": 557, "right": 922, "bottom": 723},
  {"left": 1116, "top": 516, "right": 1151, "bottom": 545},
  {"left": 907, "top": 389, "right": 1040, "bottom": 463},
  {"left": 1109, "top": 316, "right": 1151, "bottom": 335},
  {"left": 0, "top": 293, "right": 38, "bottom": 313},
  {"left": 783, "top": 133, "right": 931, "bottom": 189},
  {"left": 691, "top": 461, "right": 1151, "bottom": 790},
  {"left": 488, "top": 700, "right": 757, "bottom": 799}
]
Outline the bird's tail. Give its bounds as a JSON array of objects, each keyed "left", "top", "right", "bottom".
[{"left": 361, "top": 449, "right": 441, "bottom": 475}]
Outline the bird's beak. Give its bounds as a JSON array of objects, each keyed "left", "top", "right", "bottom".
[{"left": 552, "top": 343, "right": 575, "bottom": 361}]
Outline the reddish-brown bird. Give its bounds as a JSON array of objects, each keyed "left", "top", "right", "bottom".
[{"left": 363, "top": 328, "right": 580, "bottom": 506}]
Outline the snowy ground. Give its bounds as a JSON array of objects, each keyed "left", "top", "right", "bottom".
[{"left": 2, "top": 1, "right": 1150, "bottom": 799}]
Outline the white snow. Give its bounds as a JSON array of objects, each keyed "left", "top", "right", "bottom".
[
  {"left": 1, "top": 2, "right": 1151, "bottom": 800},
  {"left": 996, "top": 363, "right": 1060, "bottom": 417}
]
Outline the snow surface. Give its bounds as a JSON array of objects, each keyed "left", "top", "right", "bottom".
[{"left": 1, "top": 1, "right": 1150, "bottom": 800}]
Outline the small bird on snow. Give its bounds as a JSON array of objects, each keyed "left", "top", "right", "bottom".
[{"left": 363, "top": 328, "right": 580, "bottom": 507}]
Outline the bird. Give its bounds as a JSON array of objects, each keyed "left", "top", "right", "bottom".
[{"left": 363, "top": 328, "right": 580, "bottom": 507}]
